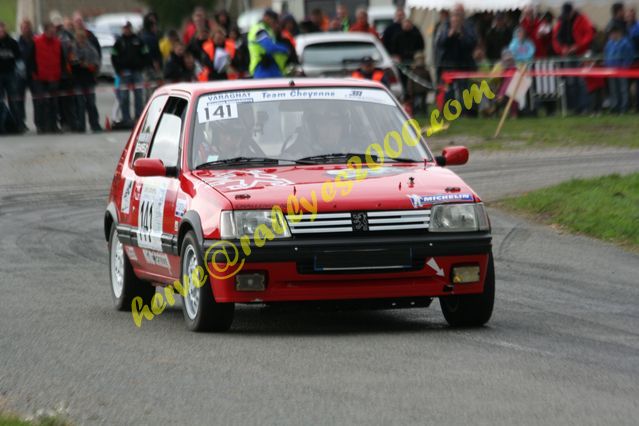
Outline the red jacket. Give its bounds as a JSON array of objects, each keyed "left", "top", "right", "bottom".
[
  {"left": 552, "top": 13, "right": 594, "bottom": 56},
  {"left": 33, "top": 34, "right": 62, "bottom": 81}
]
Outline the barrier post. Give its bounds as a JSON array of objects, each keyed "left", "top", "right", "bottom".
[{"left": 494, "top": 63, "right": 528, "bottom": 138}]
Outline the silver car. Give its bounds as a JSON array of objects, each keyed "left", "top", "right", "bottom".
[{"left": 295, "top": 32, "right": 403, "bottom": 99}]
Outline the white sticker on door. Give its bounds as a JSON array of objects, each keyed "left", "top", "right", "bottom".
[
  {"left": 137, "top": 181, "right": 168, "bottom": 251},
  {"left": 121, "top": 178, "right": 134, "bottom": 214}
]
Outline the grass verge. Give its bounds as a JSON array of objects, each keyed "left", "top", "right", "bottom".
[
  {"left": 499, "top": 173, "right": 639, "bottom": 250},
  {"left": 0, "top": 412, "right": 70, "bottom": 426},
  {"left": 417, "top": 115, "right": 639, "bottom": 151}
]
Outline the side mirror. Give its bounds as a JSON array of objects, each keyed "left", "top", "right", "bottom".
[
  {"left": 133, "top": 158, "right": 166, "bottom": 177},
  {"left": 436, "top": 146, "right": 469, "bottom": 167}
]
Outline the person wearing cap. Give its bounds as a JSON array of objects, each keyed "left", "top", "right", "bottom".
[
  {"left": 351, "top": 56, "right": 389, "bottom": 87},
  {"left": 247, "top": 9, "right": 290, "bottom": 78},
  {"left": 111, "top": 21, "right": 150, "bottom": 125}
]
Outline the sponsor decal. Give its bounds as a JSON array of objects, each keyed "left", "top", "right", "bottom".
[
  {"left": 326, "top": 166, "right": 407, "bottom": 180},
  {"left": 205, "top": 170, "right": 293, "bottom": 191},
  {"left": 142, "top": 249, "right": 170, "bottom": 269},
  {"left": 197, "top": 102, "right": 239, "bottom": 124},
  {"left": 125, "top": 246, "right": 138, "bottom": 261},
  {"left": 137, "top": 181, "right": 168, "bottom": 251},
  {"left": 120, "top": 179, "right": 134, "bottom": 214},
  {"left": 175, "top": 198, "right": 187, "bottom": 218},
  {"left": 408, "top": 193, "right": 474, "bottom": 208}
]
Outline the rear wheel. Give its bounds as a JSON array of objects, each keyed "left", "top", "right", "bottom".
[
  {"left": 440, "top": 253, "right": 495, "bottom": 327},
  {"left": 180, "top": 231, "right": 234, "bottom": 332},
  {"left": 108, "top": 223, "right": 155, "bottom": 311}
]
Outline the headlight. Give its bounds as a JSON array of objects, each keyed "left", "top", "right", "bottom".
[
  {"left": 220, "top": 210, "right": 292, "bottom": 239},
  {"left": 429, "top": 203, "right": 490, "bottom": 232}
]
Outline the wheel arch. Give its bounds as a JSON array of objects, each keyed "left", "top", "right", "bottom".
[
  {"left": 178, "top": 211, "right": 204, "bottom": 253},
  {"left": 104, "top": 202, "right": 119, "bottom": 241}
]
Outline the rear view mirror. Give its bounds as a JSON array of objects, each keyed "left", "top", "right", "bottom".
[
  {"left": 436, "top": 146, "right": 469, "bottom": 167},
  {"left": 133, "top": 158, "right": 166, "bottom": 177}
]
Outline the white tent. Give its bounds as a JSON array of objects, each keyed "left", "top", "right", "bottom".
[{"left": 406, "top": 0, "right": 615, "bottom": 29}]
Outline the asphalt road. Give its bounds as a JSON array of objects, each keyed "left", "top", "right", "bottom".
[{"left": 1, "top": 105, "right": 639, "bottom": 424}]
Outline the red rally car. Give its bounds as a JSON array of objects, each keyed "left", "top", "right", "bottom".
[{"left": 105, "top": 78, "right": 494, "bottom": 332}]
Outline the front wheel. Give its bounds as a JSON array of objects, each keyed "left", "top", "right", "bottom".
[
  {"left": 180, "top": 231, "right": 234, "bottom": 332},
  {"left": 440, "top": 253, "right": 495, "bottom": 327}
]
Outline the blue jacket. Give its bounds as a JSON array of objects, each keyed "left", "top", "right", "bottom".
[
  {"left": 508, "top": 38, "right": 535, "bottom": 63},
  {"left": 604, "top": 37, "right": 635, "bottom": 67}
]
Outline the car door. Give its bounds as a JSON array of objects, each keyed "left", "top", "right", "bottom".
[{"left": 128, "top": 96, "right": 189, "bottom": 282}]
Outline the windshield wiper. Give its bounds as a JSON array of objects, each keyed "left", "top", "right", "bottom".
[
  {"left": 297, "top": 153, "right": 419, "bottom": 164},
  {"left": 196, "top": 157, "right": 314, "bottom": 169}
]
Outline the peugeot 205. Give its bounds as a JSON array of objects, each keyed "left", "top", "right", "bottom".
[{"left": 105, "top": 78, "right": 494, "bottom": 332}]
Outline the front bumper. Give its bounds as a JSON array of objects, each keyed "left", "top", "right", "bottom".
[{"left": 203, "top": 232, "right": 492, "bottom": 303}]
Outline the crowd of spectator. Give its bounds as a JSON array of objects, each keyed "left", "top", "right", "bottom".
[{"left": 1, "top": 1, "right": 639, "bottom": 135}]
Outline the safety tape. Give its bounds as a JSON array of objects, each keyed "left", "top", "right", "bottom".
[
  {"left": 442, "top": 67, "right": 639, "bottom": 83},
  {"left": 1, "top": 80, "right": 168, "bottom": 102}
]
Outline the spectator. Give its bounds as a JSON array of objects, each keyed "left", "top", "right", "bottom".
[
  {"left": 159, "top": 30, "right": 180, "bottom": 62},
  {"left": 300, "top": 9, "right": 324, "bottom": 33},
  {"left": 606, "top": 2, "right": 627, "bottom": 35},
  {"left": 215, "top": 10, "right": 232, "bottom": 35},
  {"left": 350, "top": 8, "right": 379, "bottom": 37},
  {"left": 534, "top": 11, "right": 555, "bottom": 57},
  {"left": 433, "top": 9, "right": 450, "bottom": 76},
  {"left": 604, "top": 24, "right": 634, "bottom": 113},
  {"left": 335, "top": 3, "right": 351, "bottom": 31},
  {"left": 627, "top": 6, "right": 637, "bottom": 29},
  {"left": 72, "top": 12, "right": 101, "bottom": 61},
  {"left": 228, "top": 26, "right": 249, "bottom": 78},
  {"left": 552, "top": 2, "right": 594, "bottom": 57},
  {"left": 247, "top": 10, "right": 290, "bottom": 78},
  {"left": 70, "top": 29, "right": 101, "bottom": 132},
  {"left": 0, "top": 21, "right": 24, "bottom": 133},
  {"left": 436, "top": 5, "right": 477, "bottom": 78},
  {"left": 199, "top": 28, "right": 233, "bottom": 81},
  {"left": 351, "top": 56, "right": 389, "bottom": 87},
  {"left": 54, "top": 13, "right": 77, "bottom": 132},
  {"left": 187, "top": 26, "right": 210, "bottom": 63},
  {"left": 583, "top": 52, "right": 605, "bottom": 115},
  {"left": 30, "top": 21, "right": 64, "bottom": 134},
  {"left": 485, "top": 13, "right": 513, "bottom": 61},
  {"left": 509, "top": 27, "right": 536, "bottom": 63},
  {"left": 391, "top": 19, "right": 425, "bottom": 64},
  {"left": 280, "top": 14, "right": 299, "bottom": 45},
  {"left": 140, "top": 13, "right": 162, "bottom": 75},
  {"left": 111, "top": 21, "right": 150, "bottom": 125},
  {"left": 406, "top": 52, "right": 431, "bottom": 115},
  {"left": 553, "top": 2, "right": 594, "bottom": 114},
  {"left": 494, "top": 49, "right": 519, "bottom": 117},
  {"left": 164, "top": 42, "right": 196, "bottom": 82},
  {"left": 183, "top": 7, "right": 208, "bottom": 45},
  {"left": 382, "top": 8, "right": 406, "bottom": 55},
  {"left": 17, "top": 19, "right": 35, "bottom": 132}
]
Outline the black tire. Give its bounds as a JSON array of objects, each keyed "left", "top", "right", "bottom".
[
  {"left": 108, "top": 223, "right": 155, "bottom": 311},
  {"left": 180, "top": 231, "right": 234, "bottom": 332},
  {"left": 440, "top": 252, "right": 495, "bottom": 327}
]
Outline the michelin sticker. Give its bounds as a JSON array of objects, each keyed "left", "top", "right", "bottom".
[
  {"left": 125, "top": 246, "right": 138, "bottom": 261},
  {"left": 137, "top": 181, "right": 169, "bottom": 251},
  {"left": 121, "top": 178, "right": 134, "bottom": 214},
  {"left": 408, "top": 193, "right": 474, "bottom": 208}
]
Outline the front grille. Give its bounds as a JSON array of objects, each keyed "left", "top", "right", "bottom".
[{"left": 286, "top": 210, "right": 431, "bottom": 235}]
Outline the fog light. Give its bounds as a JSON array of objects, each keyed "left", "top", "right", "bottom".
[
  {"left": 452, "top": 265, "right": 480, "bottom": 284},
  {"left": 235, "top": 273, "right": 266, "bottom": 291}
]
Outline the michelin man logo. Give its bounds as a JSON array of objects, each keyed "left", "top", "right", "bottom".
[{"left": 206, "top": 170, "right": 294, "bottom": 191}]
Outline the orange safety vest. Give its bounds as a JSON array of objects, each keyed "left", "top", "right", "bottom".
[
  {"left": 198, "top": 39, "right": 237, "bottom": 81},
  {"left": 351, "top": 69, "right": 385, "bottom": 82}
]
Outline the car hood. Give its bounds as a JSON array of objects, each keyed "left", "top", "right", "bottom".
[{"left": 193, "top": 164, "right": 479, "bottom": 211}]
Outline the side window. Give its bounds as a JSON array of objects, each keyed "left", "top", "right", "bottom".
[
  {"left": 132, "top": 95, "right": 168, "bottom": 164},
  {"left": 148, "top": 97, "right": 188, "bottom": 169}
]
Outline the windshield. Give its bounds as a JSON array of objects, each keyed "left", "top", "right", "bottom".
[
  {"left": 302, "top": 42, "right": 382, "bottom": 67},
  {"left": 190, "top": 87, "right": 430, "bottom": 169}
]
